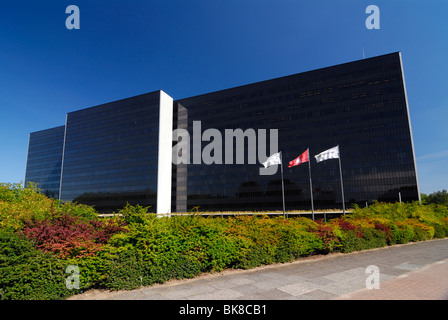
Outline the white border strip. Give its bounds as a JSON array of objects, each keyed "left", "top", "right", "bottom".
[
  {"left": 59, "top": 114, "right": 68, "bottom": 201},
  {"left": 399, "top": 52, "right": 421, "bottom": 203},
  {"left": 24, "top": 133, "right": 31, "bottom": 187},
  {"left": 156, "top": 91, "right": 174, "bottom": 215}
]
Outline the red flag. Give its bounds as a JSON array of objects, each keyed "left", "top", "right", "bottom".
[{"left": 288, "top": 149, "right": 309, "bottom": 168}]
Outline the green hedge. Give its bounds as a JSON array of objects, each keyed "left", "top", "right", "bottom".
[
  {"left": 1, "top": 183, "right": 448, "bottom": 300},
  {"left": 0, "top": 230, "right": 72, "bottom": 300}
]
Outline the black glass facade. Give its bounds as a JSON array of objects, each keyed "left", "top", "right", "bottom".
[
  {"left": 175, "top": 52, "right": 420, "bottom": 212},
  {"left": 172, "top": 103, "right": 189, "bottom": 212},
  {"left": 25, "top": 52, "right": 420, "bottom": 213},
  {"left": 25, "top": 126, "right": 65, "bottom": 199},
  {"left": 59, "top": 92, "right": 162, "bottom": 212}
]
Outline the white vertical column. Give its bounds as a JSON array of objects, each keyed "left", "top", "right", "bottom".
[
  {"left": 156, "top": 90, "right": 174, "bottom": 215},
  {"left": 24, "top": 133, "right": 31, "bottom": 186},
  {"left": 59, "top": 115, "right": 68, "bottom": 201},
  {"left": 399, "top": 52, "right": 421, "bottom": 204}
]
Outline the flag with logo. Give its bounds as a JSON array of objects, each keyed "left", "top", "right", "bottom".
[
  {"left": 288, "top": 149, "right": 309, "bottom": 168},
  {"left": 262, "top": 152, "right": 282, "bottom": 168},
  {"left": 314, "top": 146, "right": 339, "bottom": 163}
]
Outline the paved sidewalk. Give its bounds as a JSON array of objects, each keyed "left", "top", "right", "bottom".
[
  {"left": 339, "top": 258, "right": 448, "bottom": 300},
  {"left": 69, "top": 238, "right": 448, "bottom": 300}
]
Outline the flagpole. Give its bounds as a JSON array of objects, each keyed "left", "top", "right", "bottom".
[
  {"left": 307, "top": 148, "right": 315, "bottom": 221},
  {"left": 280, "top": 152, "right": 286, "bottom": 219},
  {"left": 337, "top": 145, "right": 346, "bottom": 215}
]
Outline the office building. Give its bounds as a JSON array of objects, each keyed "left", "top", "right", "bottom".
[{"left": 25, "top": 52, "right": 420, "bottom": 213}]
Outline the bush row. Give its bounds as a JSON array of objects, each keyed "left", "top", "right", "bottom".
[{"left": 1, "top": 183, "right": 448, "bottom": 300}]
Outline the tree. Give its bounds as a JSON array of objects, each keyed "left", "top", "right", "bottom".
[{"left": 425, "top": 190, "right": 448, "bottom": 205}]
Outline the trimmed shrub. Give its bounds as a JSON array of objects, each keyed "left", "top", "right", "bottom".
[
  {"left": 273, "top": 219, "right": 323, "bottom": 262},
  {"left": 100, "top": 249, "right": 148, "bottom": 290},
  {"left": 431, "top": 223, "right": 446, "bottom": 239},
  {"left": 392, "top": 221, "right": 414, "bottom": 244},
  {"left": 0, "top": 230, "right": 73, "bottom": 300},
  {"left": 337, "top": 228, "right": 387, "bottom": 253},
  {"left": 310, "top": 221, "right": 341, "bottom": 253}
]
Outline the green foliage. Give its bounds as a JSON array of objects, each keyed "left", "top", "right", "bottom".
[
  {"left": 66, "top": 254, "right": 112, "bottom": 290},
  {"left": 0, "top": 182, "right": 100, "bottom": 231},
  {"left": 274, "top": 220, "right": 322, "bottom": 263},
  {"left": 0, "top": 230, "right": 73, "bottom": 300},
  {"left": 104, "top": 214, "right": 245, "bottom": 288},
  {"left": 119, "top": 203, "right": 154, "bottom": 225},
  {"left": 1, "top": 183, "right": 448, "bottom": 299},
  {"left": 425, "top": 190, "right": 448, "bottom": 205},
  {"left": 390, "top": 221, "right": 413, "bottom": 244},
  {"left": 338, "top": 228, "right": 387, "bottom": 253}
]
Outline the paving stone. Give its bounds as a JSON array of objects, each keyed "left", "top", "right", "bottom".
[
  {"left": 278, "top": 281, "right": 321, "bottom": 296},
  {"left": 239, "top": 289, "right": 294, "bottom": 300},
  {"left": 285, "top": 294, "right": 318, "bottom": 300},
  {"left": 285, "top": 274, "right": 309, "bottom": 283},
  {"left": 304, "top": 289, "right": 339, "bottom": 300},
  {"left": 187, "top": 289, "right": 244, "bottom": 300},
  {"left": 163, "top": 285, "right": 216, "bottom": 299},
  {"left": 231, "top": 284, "right": 266, "bottom": 295},
  {"left": 320, "top": 277, "right": 367, "bottom": 296},
  {"left": 394, "top": 262, "right": 422, "bottom": 271},
  {"left": 135, "top": 294, "right": 173, "bottom": 300},
  {"left": 306, "top": 277, "right": 335, "bottom": 286},
  {"left": 252, "top": 278, "right": 291, "bottom": 290},
  {"left": 227, "top": 276, "right": 256, "bottom": 286},
  {"left": 209, "top": 279, "right": 240, "bottom": 290},
  {"left": 323, "top": 267, "right": 366, "bottom": 282}
]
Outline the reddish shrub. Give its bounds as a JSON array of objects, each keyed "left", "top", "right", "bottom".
[
  {"left": 89, "top": 219, "right": 127, "bottom": 244},
  {"left": 374, "top": 222, "right": 392, "bottom": 241},
  {"left": 22, "top": 214, "right": 126, "bottom": 259},
  {"left": 313, "top": 221, "right": 340, "bottom": 251},
  {"left": 338, "top": 219, "right": 356, "bottom": 231},
  {"left": 336, "top": 219, "right": 363, "bottom": 238}
]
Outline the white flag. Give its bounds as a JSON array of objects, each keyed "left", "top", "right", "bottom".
[
  {"left": 315, "top": 146, "right": 339, "bottom": 163},
  {"left": 262, "top": 152, "right": 282, "bottom": 168}
]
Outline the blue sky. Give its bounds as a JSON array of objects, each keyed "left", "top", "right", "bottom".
[{"left": 0, "top": 0, "right": 447, "bottom": 194}]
